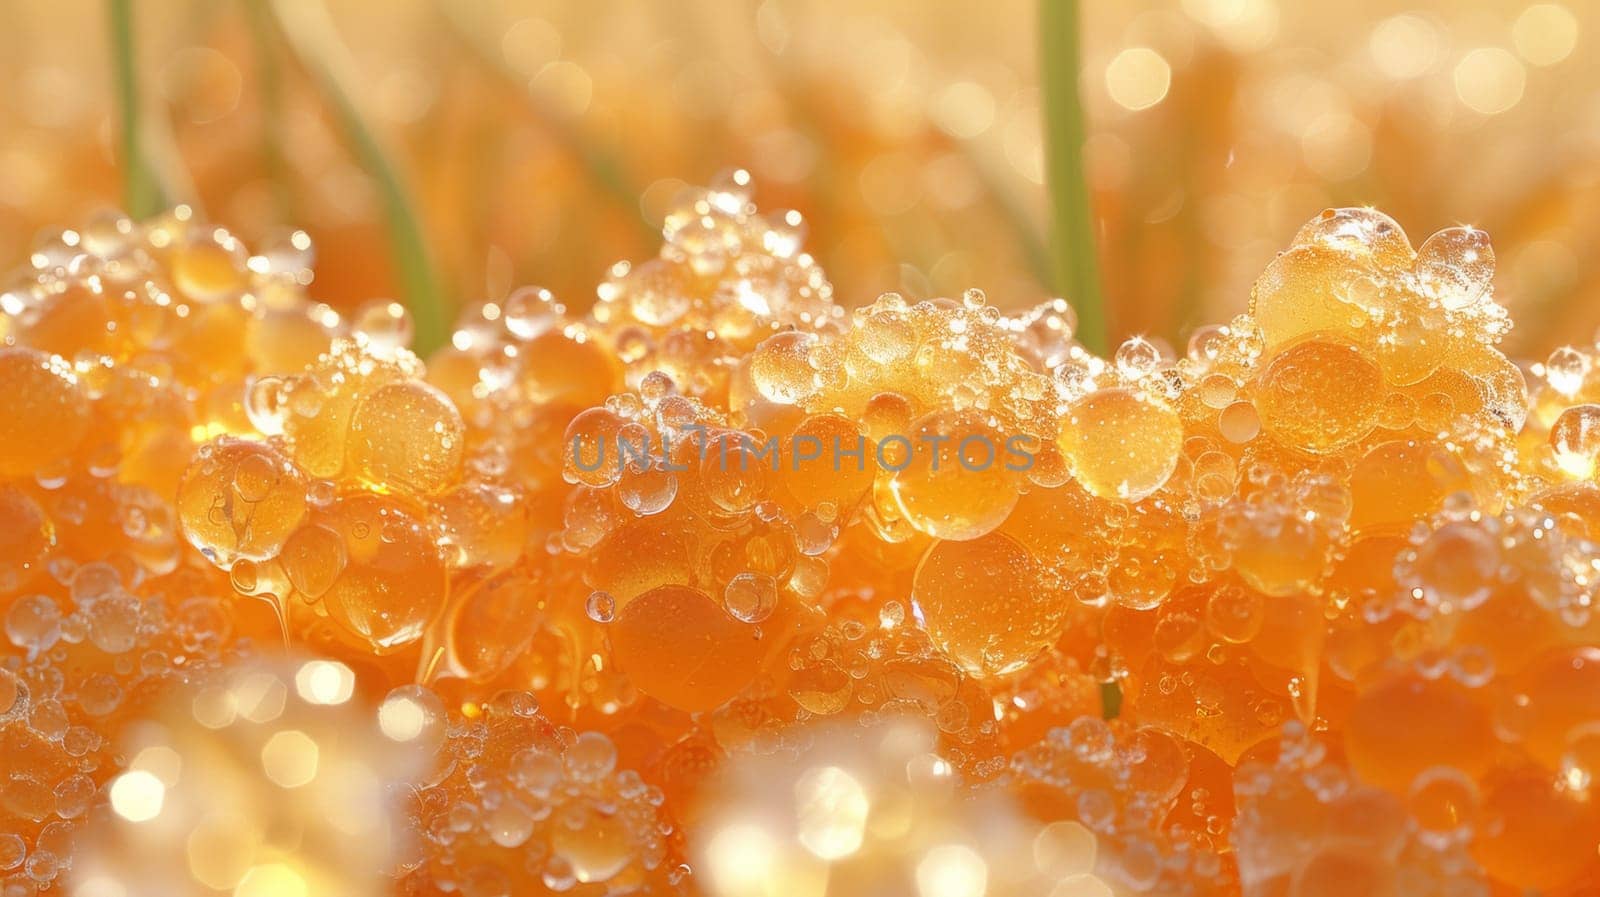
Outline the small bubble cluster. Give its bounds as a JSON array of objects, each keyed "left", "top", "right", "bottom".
[
  {"left": 387, "top": 690, "right": 683, "bottom": 896},
  {"left": 4, "top": 187, "right": 1600, "bottom": 895}
]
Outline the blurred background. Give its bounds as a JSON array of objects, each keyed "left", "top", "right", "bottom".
[{"left": 0, "top": 0, "right": 1596, "bottom": 355}]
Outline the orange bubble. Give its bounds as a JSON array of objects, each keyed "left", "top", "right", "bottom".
[
  {"left": 890, "top": 409, "right": 1022, "bottom": 541},
  {"left": 1059, "top": 388, "right": 1181, "bottom": 502},
  {"left": 347, "top": 380, "right": 465, "bottom": 496},
  {"left": 177, "top": 439, "right": 307, "bottom": 568},
  {"left": 1256, "top": 339, "right": 1383, "bottom": 453},
  {"left": 0, "top": 348, "right": 91, "bottom": 477},
  {"left": 1344, "top": 672, "right": 1494, "bottom": 792},
  {"left": 317, "top": 493, "right": 446, "bottom": 651},
  {"left": 912, "top": 531, "right": 1060, "bottom": 676},
  {"left": 609, "top": 584, "right": 765, "bottom": 712}
]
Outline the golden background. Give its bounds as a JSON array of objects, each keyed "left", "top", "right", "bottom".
[{"left": 1, "top": 0, "right": 1595, "bottom": 353}]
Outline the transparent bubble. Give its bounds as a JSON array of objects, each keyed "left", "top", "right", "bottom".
[
  {"left": 724, "top": 573, "right": 778, "bottom": 624},
  {"left": 1550, "top": 405, "right": 1600, "bottom": 479},
  {"left": 1415, "top": 226, "right": 1495, "bottom": 310},
  {"left": 1544, "top": 346, "right": 1589, "bottom": 398},
  {"left": 1114, "top": 335, "right": 1162, "bottom": 380},
  {"left": 586, "top": 591, "right": 616, "bottom": 624}
]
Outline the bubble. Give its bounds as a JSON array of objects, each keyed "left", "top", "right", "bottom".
[
  {"left": 1415, "top": 225, "right": 1495, "bottom": 309},
  {"left": 244, "top": 375, "right": 289, "bottom": 435},
  {"left": 171, "top": 233, "right": 248, "bottom": 300},
  {"left": 351, "top": 300, "right": 415, "bottom": 352},
  {"left": 279, "top": 523, "right": 346, "bottom": 600},
  {"left": 1196, "top": 374, "right": 1237, "bottom": 409},
  {"left": 724, "top": 572, "right": 778, "bottom": 623},
  {"left": 1402, "top": 522, "right": 1498, "bottom": 612},
  {"left": 857, "top": 307, "right": 918, "bottom": 364},
  {"left": 1345, "top": 673, "right": 1494, "bottom": 792},
  {"left": 1544, "top": 346, "right": 1589, "bottom": 398},
  {"left": 787, "top": 661, "right": 853, "bottom": 715},
  {"left": 1550, "top": 405, "right": 1600, "bottom": 479},
  {"left": 1349, "top": 438, "right": 1468, "bottom": 531},
  {"left": 1288, "top": 849, "right": 1390, "bottom": 897},
  {"left": 0, "top": 669, "right": 20, "bottom": 719},
  {"left": 1217, "top": 400, "right": 1261, "bottom": 444},
  {"left": 434, "top": 480, "right": 528, "bottom": 571},
  {"left": 1560, "top": 722, "right": 1600, "bottom": 791},
  {"left": 518, "top": 327, "right": 623, "bottom": 409},
  {"left": 54, "top": 773, "right": 96, "bottom": 819},
  {"left": 0, "top": 348, "right": 91, "bottom": 477},
  {"left": 1408, "top": 766, "right": 1478, "bottom": 847},
  {"left": 1292, "top": 207, "right": 1415, "bottom": 271},
  {"left": 615, "top": 262, "right": 690, "bottom": 328},
  {"left": 178, "top": 439, "right": 307, "bottom": 568},
  {"left": 564, "top": 408, "right": 626, "bottom": 488},
  {"left": 566, "top": 731, "right": 618, "bottom": 782},
  {"left": 1449, "top": 645, "right": 1496, "bottom": 688},
  {"left": 1205, "top": 585, "right": 1264, "bottom": 643},
  {"left": 586, "top": 590, "right": 616, "bottom": 623},
  {"left": 1476, "top": 765, "right": 1598, "bottom": 890},
  {"left": 1247, "top": 260, "right": 1347, "bottom": 354},
  {"left": 378, "top": 684, "right": 447, "bottom": 754},
  {"left": 1059, "top": 388, "right": 1182, "bottom": 501},
  {"left": 0, "top": 487, "right": 52, "bottom": 595},
  {"left": 502, "top": 286, "right": 565, "bottom": 339},
  {"left": 87, "top": 590, "right": 141, "bottom": 653},
  {"left": 6, "top": 594, "right": 62, "bottom": 658},
  {"left": 485, "top": 799, "right": 535, "bottom": 849},
  {"left": 348, "top": 380, "right": 466, "bottom": 496},
  {"left": 608, "top": 584, "right": 764, "bottom": 712},
  {"left": 318, "top": 493, "right": 447, "bottom": 650},
  {"left": 890, "top": 409, "right": 1022, "bottom": 540},
  {"left": 879, "top": 600, "right": 906, "bottom": 629},
  {"left": 1256, "top": 340, "right": 1383, "bottom": 453},
  {"left": 912, "top": 532, "right": 1060, "bottom": 677},
  {"left": 1114, "top": 336, "right": 1162, "bottom": 380},
  {"left": 750, "top": 330, "right": 818, "bottom": 405},
  {"left": 778, "top": 414, "right": 874, "bottom": 514},
  {"left": 616, "top": 463, "right": 678, "bottom": 516}
]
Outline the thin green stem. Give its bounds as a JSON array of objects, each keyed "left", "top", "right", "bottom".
[
  {"left": 108, "top": 0, "right": 164, "bottom": 218},
  {"left": 268, "top": 0, "right": 450, "bottom": 356},
  {"left": 1039, "top": 0, "right": 1108, "bottom": 356}
]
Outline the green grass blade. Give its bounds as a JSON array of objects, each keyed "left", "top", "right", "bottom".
[
  {"left": 107, "top": 0, "right": 165, "bottom": 218},
  {"left": 1039, "top": 0, "right": 1109, "bottom": 356},
  {"left": 267, "top": 0, "right": 450, "bottom": 356}
]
